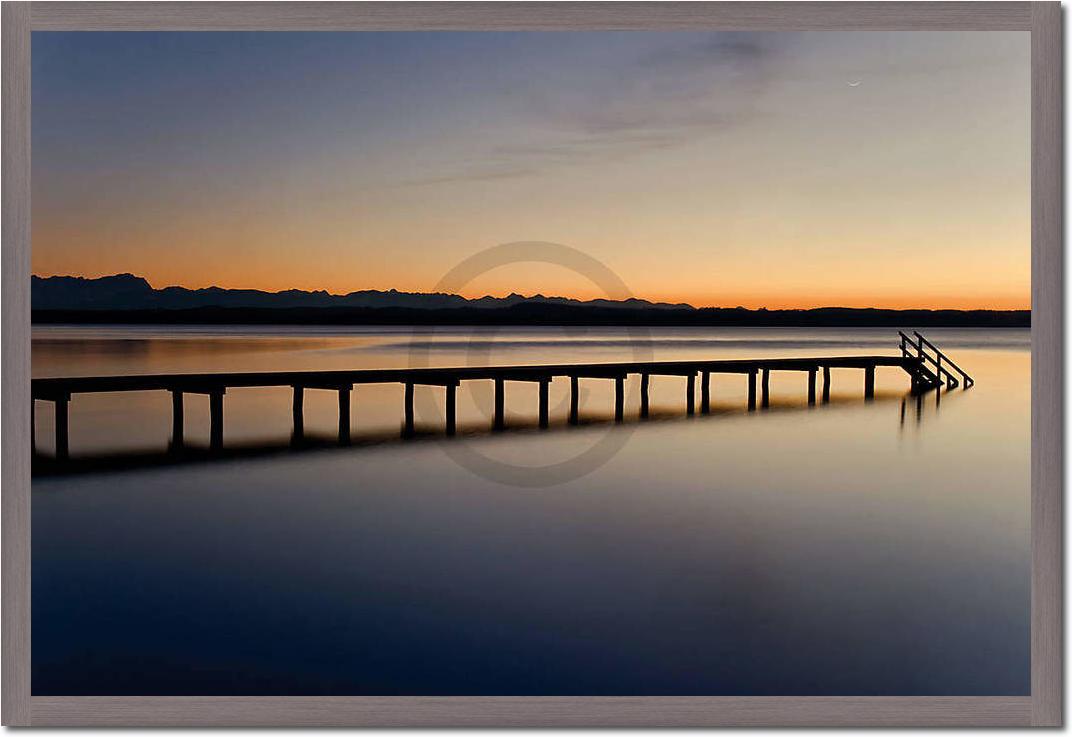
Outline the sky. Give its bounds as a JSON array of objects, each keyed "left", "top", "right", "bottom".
[{"left": 31, "top": 31, "right": 1029, "bottom": 310}]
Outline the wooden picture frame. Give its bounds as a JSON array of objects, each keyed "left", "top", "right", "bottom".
[{"left": 2, "top": 1, "right": 1062, "bottom": 727}]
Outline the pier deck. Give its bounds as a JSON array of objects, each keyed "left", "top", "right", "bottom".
[{"left": 32, "top": 355, "right": 915, "bottom": 396}]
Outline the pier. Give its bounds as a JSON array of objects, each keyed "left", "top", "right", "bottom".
[{"left": 31, "top": 333, "right": 972, "bottom": 460}]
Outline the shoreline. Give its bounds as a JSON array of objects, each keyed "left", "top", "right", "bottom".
[{"left": 31, "top": 306, "right": 1031, "bottom": 329}]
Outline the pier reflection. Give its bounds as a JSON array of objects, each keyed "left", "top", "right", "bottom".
[
  {"left": 35, "top": 390, "right": 927, "bottom": 478},
  {"left": 899, "top": 382, "right": 964, "bottom": 432}
]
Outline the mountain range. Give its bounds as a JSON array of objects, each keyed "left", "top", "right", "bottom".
[
  {"left": 32, "top": 273, "right": 692, "bottom": 312},
  {"left": 31, "top": 273, "right": 1030, "bottom": 327}
]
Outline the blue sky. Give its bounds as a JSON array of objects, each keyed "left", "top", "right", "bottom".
[{"left": 32, "top": 31, "right": 1029, "bottom": 308}]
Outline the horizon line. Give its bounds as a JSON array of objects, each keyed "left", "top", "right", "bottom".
[{"left": 31, "top": 272, "right": 1032, "bottom": 313}]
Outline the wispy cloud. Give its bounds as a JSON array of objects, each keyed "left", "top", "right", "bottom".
[
  {"left": 405, "top": 164, "right": 538, "bottom": 187},
  {"left": 405, "top": 33, "right": 787, "bottom": 186}
]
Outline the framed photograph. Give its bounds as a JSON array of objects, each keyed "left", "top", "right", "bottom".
[{"left": 2, "top": 1, "right": 1062, "bottom": 728}]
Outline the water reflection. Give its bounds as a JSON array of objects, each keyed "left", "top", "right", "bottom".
[
  {"left": 899, "top": 381, "right": 964, "bottom": 431},
  {"left": 31, "top": 327, "right": 1030, "bottom": 696},
  {"left": 35, "top": 389, "right": 934, "bottom": 478}
]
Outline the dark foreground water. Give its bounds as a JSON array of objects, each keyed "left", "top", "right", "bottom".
[{"left": 32, "top": 326, "right": 1030, "bottom": 695}]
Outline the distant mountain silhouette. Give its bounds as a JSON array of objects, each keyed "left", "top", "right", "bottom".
[
  {"left": 32, "top": 273, "right": 692, "bottom": 312},
  {"left": 31, "top": 274, "right": 1030, "bottom": 328}
]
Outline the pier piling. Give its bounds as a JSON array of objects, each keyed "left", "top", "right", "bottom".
[
  {"left": 209, "top": 390, "right": 224, "bottom": 451},
  {"left": 338, "top": 387, "right": 351, "bottom": 445},
  {"left": 291, "top": 386, "right": 304, "bottom": 441},
  {"left": 700, "top": 371, "right": 710, "bottom": 414},
  {"left": 170, "top": 390, "right": 184, "bottom": 449},
  {"left": 569, "top": 376, "right": 579, "bottom": 425},
  {"left": 686, "top": 373, "right": 696, "bottom": 416},
  {"left": 538, "top": 379, "right": 550, "bottom": 429},
  {"left": 640, "top": 374, "right": 650, "bottom": 418},
  {"left": 822, "top": 366, "right": 831, "bottom": 403},
  {"left": 761, "top": 369, "right": 771, "bottom": 408},
  {"left": 747, "top": 370, "right": 757, "bottom": 411},
  {"left": 404, "top": 382, "right": 415, "bottom": 437},
  {"left": 54, "top": 394, "right": 70, "bottom": 460},
  {"left": 614, "top": 376, "right": 624, "bottom": 423},
  {"left": 808, "top": 369, "right": 817, "bottom": 406},
  {"left": 494, "top": 378, "right": 505, "bottom": 431},
  {"left": 446, "top": 384, "right": 457, "bottom": 436},
  {"left": 864, "top": 366, "right": 876, "bottom": 400}
]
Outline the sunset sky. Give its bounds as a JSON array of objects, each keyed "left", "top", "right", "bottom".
[{"left": 32, "top": 31, "right": 1029, "bottom": 310}]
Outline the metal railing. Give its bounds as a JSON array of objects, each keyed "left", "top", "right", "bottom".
[{"left": 897, "top": 331, "right": 974, "bottom": 389}]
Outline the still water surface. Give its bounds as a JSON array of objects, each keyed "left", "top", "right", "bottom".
[{"left": 32, "top": 326, "right": 1030, "bottom": 695}]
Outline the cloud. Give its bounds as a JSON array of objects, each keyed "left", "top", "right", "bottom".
[
  {"left": 405, "top": 33, "right": 787, "bottom": 186},
  {"left": 403, "top": 164, "right": 538, "bottom": 187},
  {"left": 638, "top": 33, "right": 772, "bottom": 71}
]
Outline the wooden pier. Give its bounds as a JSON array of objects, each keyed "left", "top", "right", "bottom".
[{"left": 31, "top": 333, "right": 972, "bottom": 460}]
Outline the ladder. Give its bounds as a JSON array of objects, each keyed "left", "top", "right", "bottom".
[{"left": 898, "top": 331, "right": 975, "bottom": 390}]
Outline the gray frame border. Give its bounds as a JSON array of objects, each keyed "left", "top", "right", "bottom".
[{"left": 1, "top": 1, "right": 1061, "bottom": 727}]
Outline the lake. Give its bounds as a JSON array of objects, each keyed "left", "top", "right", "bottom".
[{"left": 31, "top": 325, "right": 1030, "bottom": 695}]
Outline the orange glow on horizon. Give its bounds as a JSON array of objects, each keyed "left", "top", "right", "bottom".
[{"left": 31, "top": 270, "right": 1030, "bottom": 312}]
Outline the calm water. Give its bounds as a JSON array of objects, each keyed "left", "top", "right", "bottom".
[{"left": 32, "top": 326, "right": 1030, "bottom": 695}]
